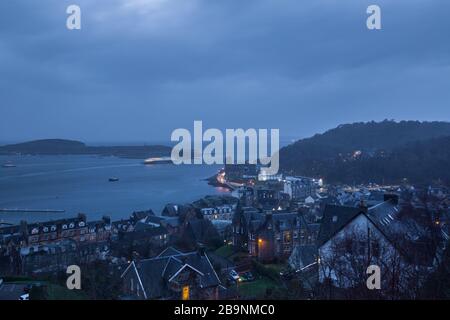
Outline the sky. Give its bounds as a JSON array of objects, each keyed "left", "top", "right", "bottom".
[{"left": 0, "top": 0, "right": 449, "bottom": 144}]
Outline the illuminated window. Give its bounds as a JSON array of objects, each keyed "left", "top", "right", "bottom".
[
  {"left": 182, "top": 286, "right": 190, "bottom": 300},
  {"left": 283, "top": 231, "right": 291, "bottom": 243}
]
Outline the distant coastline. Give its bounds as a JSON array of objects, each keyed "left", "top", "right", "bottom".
[{"left": 0, "top": 139, "right": 172, "bottom": 159}]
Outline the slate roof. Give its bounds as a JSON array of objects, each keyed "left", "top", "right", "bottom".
[
  {"left": 318, "top": 200, "right": 437, "bottom": 267},
  {"left": 271, "top": 212, "right": 300, "bottom": 231},
  {"left": 317, "top": 205, "right": 364, "bottom": 246},
  {"left": 133, "top": 221, "right": 165, "bottom": 233},
  {"left": 131, "top": 210, "right": 155, "bottom": 222},
  {"left": 123, "top": 225, "right": 169, "bottom": 241},
  {"left": 367, "top": 201, "right": 436, "bottom": 266},
  {"left": 144, "top": 215, "right": 166, "bottom": 225},
  {"left": 163, "top": 217, "right": 180, "bottom": 227},
  {"left": 127, "top": 249, "right": 221, "bottom": 299},
  {"left": 157, "top": 246, "right": 182, "bottom": 257}
]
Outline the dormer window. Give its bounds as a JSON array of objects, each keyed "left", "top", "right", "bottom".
[
  {"left": 69, "top": 223, "right": 75, "bottom": 229},
  {"left": 31, "top": 228, "right": 39, "bottom": 235},
  {"left": 43, "top": 227, "right": 49, "bottom": 233},
  {"left": 62, "top": 224, "right": 68, "bottom": 230},
  {"left": 51, "top": 226, "right": 57, "bottom": 232},
  {"left": 79, "top": 221, "right": 86, "bottom": 227}
]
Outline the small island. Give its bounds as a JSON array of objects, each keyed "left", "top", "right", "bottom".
[{"left": 0, "top": 139, "right": 172, "bottom": 159}]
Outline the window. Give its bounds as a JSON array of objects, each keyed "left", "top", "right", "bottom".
[
  {"left": 182, "top": 286, "right": 190, "bottom": 300},
  {"left": 283, "top": 231, "right": 292, "bottom": 243}
]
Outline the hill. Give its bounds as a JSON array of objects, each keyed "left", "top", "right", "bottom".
[{"left": 280, "top": 120, "right": 450, "bottom": 185}]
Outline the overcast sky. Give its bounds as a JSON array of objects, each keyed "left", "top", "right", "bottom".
[{"left": 0, "top": 0, "right": 449, "bottom": 144}]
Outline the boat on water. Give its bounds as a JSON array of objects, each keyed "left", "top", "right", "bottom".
[
  {"left": 109, "top": 177, "right": 119, "bottom": 182},
  {"left": 144, "top": 157, "right": 173, "bottom": 165},
  {"left": 2, "top": 163, "right": 16, "bottom": 168}
]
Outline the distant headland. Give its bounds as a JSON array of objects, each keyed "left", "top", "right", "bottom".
[{"left": 0, "top": 139, "right": 172, "bottom": 159}]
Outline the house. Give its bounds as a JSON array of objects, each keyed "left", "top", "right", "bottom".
[
  {"left": 317, "top": 194, "right": 438, "bottom": 295},
  {"left": 283, "top": 176, "right": 316, "bottom": 201},
  {"left": 0, "top": 214, "right": 112, "bottom": 247},
  {"left": 248, "top": 212, "right": 317, "bottom": 262},
  {"left": 122, "top": 224, "right": 170, "bottom": 249},
  {"left": 121, "top": 247, "right": 221, "bottom": 300},
  {"left": 192, "top": 195, "right": 238, "bottom": 221},
  {"left": 201, "top": 205, "right": 234, "bottom": 221},
  {"left": 24, "top": 214, "right": 88, "bottom": 245},
  {"left": 232, "top": 206, "right": 263, "bottom": 248},
  {"left": 20, "top": 239, "right": 110, "bottom": 275},
  {"left": 183, "top": 218, "right": 221, "bottom": 248}
]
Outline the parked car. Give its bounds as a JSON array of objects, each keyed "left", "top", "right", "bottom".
[
  {"left": 239, "top": 271, "right": 255, "bottom": 282},
  {"left": 19, "top": 293, "right": 29, "bottom": 301},
  {"left": 229, "top": 269, "right": 240, "bottom": 281}
]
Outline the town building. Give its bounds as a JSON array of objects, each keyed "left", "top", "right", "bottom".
[
  {"left": 121, "top": 247, "right": 221, "bottom": 300},
  {"left": 232, "top": 205, "right": 319, "bottom": 262},
  {"left": 317, "top": 194, "right": 439, "bottom": 296}
]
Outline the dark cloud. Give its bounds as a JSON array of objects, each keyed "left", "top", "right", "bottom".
[{"left": 1, "top": 0, "right": 449, "bottom": 143}]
